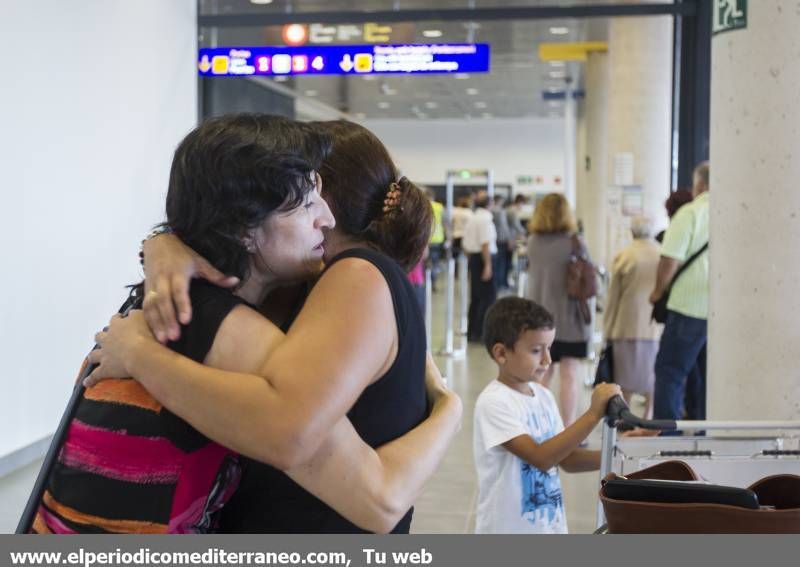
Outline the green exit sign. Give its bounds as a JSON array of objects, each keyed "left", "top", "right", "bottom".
[{"left": 713, "top": 0, "right": 747, "bottom": 36}]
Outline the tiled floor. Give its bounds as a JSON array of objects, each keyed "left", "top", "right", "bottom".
[{"left": 0, "top": 281, "right": 630, "bottom": 534}]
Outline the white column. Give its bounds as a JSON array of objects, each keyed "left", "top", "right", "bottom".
[
  {"left": 577, "top": 51, "right": 609, "bottom": 267},
  {"left": 708, "top": 2, "right": 800, "bottom": 421},
  {"left": 605, "top": 15, "right": 673, "bottom": 260},
  {"left": 563, "top": 71, "right": 578, "bottom": 209}
]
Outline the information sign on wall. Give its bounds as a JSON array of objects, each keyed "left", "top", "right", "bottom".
[
  {"left": 713, "top": 0, "right": 747, "bottom": 36},
  {"left": 198, "top": 44, "right": 490, "bottom": 77}
]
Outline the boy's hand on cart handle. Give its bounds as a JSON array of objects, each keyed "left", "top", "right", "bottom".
[{"left": 589, "top": 383, "right": 622, "bottom": 420}]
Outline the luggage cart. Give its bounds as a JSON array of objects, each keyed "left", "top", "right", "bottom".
[{"left": 596, "top": 397, "right": 800, "bottom": 531}]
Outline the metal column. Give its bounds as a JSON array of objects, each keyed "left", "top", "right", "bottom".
[{"left": 437, "top": 172, "right": 461, "bottom": 357}]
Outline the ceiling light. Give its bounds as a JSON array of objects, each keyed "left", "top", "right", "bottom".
[
  {"left": 548, "top": 100, "right": 561, "bottom": 107},
  {"left": 481, "top": 113, "right": 493, "bottom": 119},
  {"left": 424, "top": 101, "right": 438, "bottom": 109},
  {"left": 549, "top": 26, "right": 569, "bottom": 35},
  {"left": 549, "top": 71, "right": 567, "bottom": 79},
  {"left": 547, "top": 87, "right": 562, "bottom": 93},
  {"left": 423, "top": 30, "right": 443, "bottom": 38},
  {"left": 416, "top": 113, "right": 429, "bottom": 120},
  {"left": 377, "top": 101, "right": 391, "bottom": 109},
  {"left": 550, "top": 61, "right": 566, "bottom": 67},
  {"left": 282, "top": 24, "right": 308, "bottom": 46},
  {"left": 474, "top": 101, "right": 487, "bottom": 109},
  {"left": 454, "top": 73, "right": 470, "bottom": 80},
  {"left": 363, "top": 75, "right": 377, "bottom": 81},
  {"left": 304, "top": 90, "right": 318, "bottom": 97},
  {"left": 273, "top": 76, "right": 289, "bottom": 82},
  {"left": 465, "top": 88, "right": 479, "bottom": 95},
  {"left": 250, "top": 0, "right": 274, "bottom": 4}
]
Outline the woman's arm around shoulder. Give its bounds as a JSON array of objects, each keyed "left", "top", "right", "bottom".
[{"left": 88, "top": 255, "right": 399, "bottom": 469}]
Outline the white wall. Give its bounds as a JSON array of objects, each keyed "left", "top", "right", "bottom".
[
  {"left": 0, "top": 1, "right": 198, "bottom": 459},
  {"left": 362, "top": 119, "right": 565, "bottom": 196}
]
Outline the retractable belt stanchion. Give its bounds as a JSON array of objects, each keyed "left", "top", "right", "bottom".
[
  {"left": 425, "top": 266, "right": 433, "bottom": 353},
  {"left": 458, "top": 253, "right": 468, "bottom": 336},
  {"left": 515, "top": 244, "right": 527, "bottom": 297}
]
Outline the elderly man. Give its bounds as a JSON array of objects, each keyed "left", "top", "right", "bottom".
[{"left": 650, "top": 162, "right": 710, "bottom": 424}]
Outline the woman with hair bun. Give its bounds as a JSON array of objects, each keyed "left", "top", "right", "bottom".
[{"left": 86, "top": 119, "right": 456, "bottom": 533}]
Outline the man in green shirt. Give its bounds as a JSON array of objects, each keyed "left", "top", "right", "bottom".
[{"left": 650, "top": 162, "right": 710, "bottom": 424}]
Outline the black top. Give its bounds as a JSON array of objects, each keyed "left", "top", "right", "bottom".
[{"left": 219, "top": 247, "right": 429, "bottom": 533}]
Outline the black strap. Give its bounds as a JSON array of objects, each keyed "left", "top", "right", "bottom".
[
  {"left": 667, "top": 241, "right": 708, "bottom": 292},
  {"left": 16, "top": 287, "right": 142, "bottom": 534}
]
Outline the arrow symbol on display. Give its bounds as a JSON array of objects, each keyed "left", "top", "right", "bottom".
[{"left": 339, "top": 54, "right": 354, "bottom": 72}]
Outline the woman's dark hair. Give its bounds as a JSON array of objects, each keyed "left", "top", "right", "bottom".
[
  {"left": 664, "top": 189, "right": 693, "bottom": 218},
  {"left": 483, "top": 297, "right": 554, "bottom": 356},
  {"left": 312, "top": 120, "right": 432, "bottom": 271},
  {"left": 165, "top": 113, "right": 331, "bottom": 281}
]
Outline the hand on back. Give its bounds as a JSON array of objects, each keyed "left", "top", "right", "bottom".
[{"left": 143, "top": 234, "right": 239, "bottom": 342}]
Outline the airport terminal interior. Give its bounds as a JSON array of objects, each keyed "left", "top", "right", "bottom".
[{"left": 2, "top": 0, "right": 799, "bottom": 535}]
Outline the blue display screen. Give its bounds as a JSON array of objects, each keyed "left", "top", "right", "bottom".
[{"left": 198, "top": 44, "right": 490, "bottom": 76}]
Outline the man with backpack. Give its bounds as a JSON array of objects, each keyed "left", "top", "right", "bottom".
[{"left": 650, "top": 162, "right": 710, "bottom": 424}]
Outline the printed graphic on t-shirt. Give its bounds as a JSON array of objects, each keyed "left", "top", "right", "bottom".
[{"left": 520, "top": 410, "right": 564, "bottom": 526}]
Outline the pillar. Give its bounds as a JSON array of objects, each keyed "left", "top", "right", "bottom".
[{"left": 708, "top": 1, "right": 800, "bottom": 420}]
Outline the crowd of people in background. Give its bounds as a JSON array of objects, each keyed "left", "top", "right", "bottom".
[{"left": 422, "top": 161, "right": 709, "bottom": 429}]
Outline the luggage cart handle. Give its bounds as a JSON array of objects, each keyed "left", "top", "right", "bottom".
[
  {"left": 605, "top": 395, "right": 800, "bottom": 431},
  {"left": 605, "top": 395, "right": 676, "bottom": 431}
]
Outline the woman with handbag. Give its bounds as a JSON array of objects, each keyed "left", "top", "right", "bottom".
[
  {"left": 524, "top": 193, "right": 592, "bottom": 426},
  {"left": 602, "top": 216, "right": 662, "bottom": 419}
]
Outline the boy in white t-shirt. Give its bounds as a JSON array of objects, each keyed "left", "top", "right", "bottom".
[{"left": 473, "top": 297, "right": 621, "bottom": 533}]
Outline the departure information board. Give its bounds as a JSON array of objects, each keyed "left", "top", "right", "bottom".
[{"left": 198, "top": 44, "right": 490, "bottom": 76}]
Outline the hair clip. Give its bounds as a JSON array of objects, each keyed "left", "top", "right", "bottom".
[{"left": 383, "top": 181, "right": 402, "bottom": 213}]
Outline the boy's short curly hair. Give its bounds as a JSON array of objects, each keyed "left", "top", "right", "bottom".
[{"left": 483, "top": 297, "right": 555, "bottom": 356}]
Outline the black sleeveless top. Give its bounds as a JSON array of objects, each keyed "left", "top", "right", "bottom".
[{"left": 219, "top": 248, "right": 429, "bottom": 533}]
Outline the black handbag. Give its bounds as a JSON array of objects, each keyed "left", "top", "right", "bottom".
[
  {"left": 593, "top": 343, "right": 614, "bottom": 386},
  {"left": 651, "top": 242, "right": 708, "bottom": 323}
]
